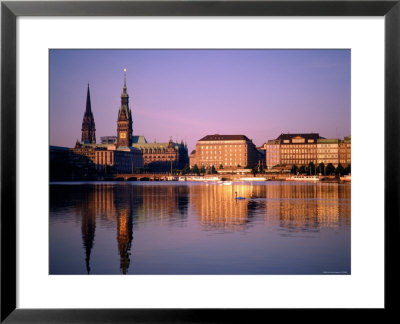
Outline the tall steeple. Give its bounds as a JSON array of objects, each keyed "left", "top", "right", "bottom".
[
  {"left": 117, "top": 69, "right": 133, "bottom": 147},
  {"left": 81, "top": 83, "right": 96, "bottom": 144},
  {"left": 86, "top": 83, "right": 92, "bottom": 113}
]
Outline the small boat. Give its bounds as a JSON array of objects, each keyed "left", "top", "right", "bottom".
[
  {"left": 167, "top": 176, "right": 178, "bottom": 181},
  {"left": 178, "top": 176, "right": 186, "bottom": 181},
  {"left": 286, "top": 175, "right": 321, "bottom": 182}
]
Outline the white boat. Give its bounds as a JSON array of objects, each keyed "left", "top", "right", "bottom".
[
  {"left": 167, "top": 176, "right": 178, "bottom": 181},
  {"left": 238, "top": 177, "right": 267, "bottom": 181},
  {"left": 286, "top": 175, "right": 321, "bottom": 181},
  {"left": 340, "top": 174, "right": 351, "bottom": 182},
  {"left": 178, "top": 176, "right": 186, "bottom": 181}
]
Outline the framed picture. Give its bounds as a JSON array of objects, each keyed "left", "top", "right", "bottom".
[{"left": 1, "top": 0, "right": 399, "bottom": 322}]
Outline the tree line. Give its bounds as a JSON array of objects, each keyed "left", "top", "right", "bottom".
[{"left": 290, "top": 162, "right": 351, "bottom": 176}]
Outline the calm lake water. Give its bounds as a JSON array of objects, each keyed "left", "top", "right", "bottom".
[{"left": 49, "top": 181, "right": 351, "bottom": 275}]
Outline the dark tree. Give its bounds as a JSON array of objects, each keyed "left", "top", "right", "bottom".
[
  {"left": 298, "top": 165, "right": 306, "bottom": 174},
  {"left": 345, "top": 163, "right": 351, "bottom": 175},
  {"left": 335, "top": 163, "right": 345, "bottom": 176},
  {"left": 192, "top": 164, "right": 200, "bottom": 176},
  {"left": 211, "top": 165, "right": 217, "bottom": 174},
  {"left": 182, "top": 164, "right": 190, "bottom": 174},
  {"left": 318, "top": 162, "right": 325, "bottom": 175},
  {"left": 291, "top": 164, "right": 298, "bottom": 174},
  {"left": 308, "top": 162, "right": 316, "bottom": 175},
  {"left": 200, "top": 166, "right": 206, "bottom": 174},
  {"left": 219, "top": 164, "right": 224, "bottom": 169},
  {"left": 326, "top": 163, "right": 335, "bottom": 175}
]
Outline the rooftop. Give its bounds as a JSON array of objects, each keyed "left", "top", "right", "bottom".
[
  {"left": 132, "top": 135, "right": 148, "bottom": 144},
  {"left": 198, "top": 134, "right": 251, "bottom": 141},
  {"left": 276, "top": 133, "right": 323, "bottom": 141}
]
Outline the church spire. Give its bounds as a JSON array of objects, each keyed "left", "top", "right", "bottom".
[
  {"left": 81, "top": 83, "right": 96, "bottom": 144},
  {"left": 86, "top": 83, "right": 91, "bottom": 113},
  {"left": 123, "top": 68, "right": 127, "bottom": 93}
]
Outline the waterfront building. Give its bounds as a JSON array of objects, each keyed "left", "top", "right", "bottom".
[
  {"left": 131, "top": 137, "right": 189, "bottom": 172},
  {"left": 192, "top": 134, "right": 258, "bottom": 170},
  {"left": 93, "top": 145, "right": 143, "bottom": 173},
  {"left": 70, "top": 141, "right": 97, "bottom": 169},
  {"left": 117, "top": 69, "right": 133, "bottom": 147},
  {"left": 265, "top": 133, "right": 351, "bottom": 170},
  {"left": 71, "top": 142, "right": 144, "bottom": 174},
  {"left": 275, "top": 133, "right": 321, "bottom": 168},
  {"left": 317, "top": 138, "right": 340, "bottom": 167},
  {"left": 266, "top": 139, "right": 281, "bottom": 169},
  {"left": 339, "top": 136, "right": 351, "bottom": 166},
  {"left": 81, "top": 84, "right": 96, "bottom": 144}
]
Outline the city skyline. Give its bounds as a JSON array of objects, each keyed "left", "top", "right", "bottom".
[{"left": 50, "top": 49, "right": 351, "bottom": 152}]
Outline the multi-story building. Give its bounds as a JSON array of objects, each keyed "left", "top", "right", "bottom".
[
  {"left": 317, "top": 138, "right": 340, "bottom": 167},
  {"left": 276, "top": 133, "right": 321, "bottom": 167},
  {"left": 72, "top": 142, "right": 144, "bottom": 173},
  {"left": 266, "top": 139, "right": 281, "bottom": 169},
  {"left": 192, "top": 134, "right": 258, "bottom": 169},
  {"left": 339, "top": 136, "right": 351, "bottom": 166},
  {"left": 94, "top": 146, "right": 143, "bottom": 173},
  {"left": 131, "top": 136, "right": 189, "bottom": 172},
  {"left": 265, "top": 133, "right": 351, "bottom": 169}
]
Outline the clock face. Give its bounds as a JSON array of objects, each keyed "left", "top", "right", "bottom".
[{"left": 120, "top": 132, "right": 126, "bottom": 139}]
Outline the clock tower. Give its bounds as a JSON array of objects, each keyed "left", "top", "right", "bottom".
[{"left": 117, "top": 69, "right": 133, "bottom": 147}]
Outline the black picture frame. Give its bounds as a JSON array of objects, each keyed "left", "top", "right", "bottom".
[{"left": 1, "top": 0, "right": 399, "bottom": 322}]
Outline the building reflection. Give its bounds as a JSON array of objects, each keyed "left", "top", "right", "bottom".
[
  {"left": 262, "top": 183, "right": 351, "bottom": 233},
  {"left": 189, "top": 183, "right": 350, "bottom": 233},
  {"left": 76, "top": 184, "right": 115, "bottom": 274},
  {"left": 71, "top": 183, "right": 188, "bottom": 274},
  {"left": 59, "top": 182, "right": 350, "bottom": 273},
  {"left": 189, "top": 184, "right": 254, "bottom": 232},
  {"left": 133, "top": 185, "right": 189, "bottom": 226},
  {"left": 80, "top": 196, "right": 96, "bottom": 274},
  {"left": 116, "top": 208, "right": 133, "bottom": 274}
]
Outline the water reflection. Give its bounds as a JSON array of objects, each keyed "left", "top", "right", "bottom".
[
  {"left": 49, "top": 182, "right": 350, "bottom": 274},
  {"left": 190, "top": 184, "right": 253, "bottom": 232}
]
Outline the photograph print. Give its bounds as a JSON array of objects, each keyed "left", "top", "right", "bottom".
[{"left": 49, "top": 49, "right": 351, "bottom": 275}]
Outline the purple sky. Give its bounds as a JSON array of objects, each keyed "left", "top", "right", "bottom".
[{"left": 50, "top": 49, "right": 350, "bottom": 152}]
